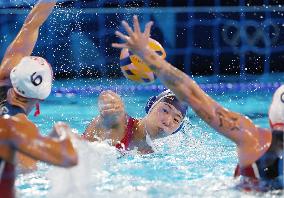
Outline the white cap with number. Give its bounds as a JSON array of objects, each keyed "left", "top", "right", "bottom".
[
  {"left": 269, "top": 85, "right": 284, "bottom": 128},
  {"left": 10, "top": 56, "right": 53, "bottom": 100}
]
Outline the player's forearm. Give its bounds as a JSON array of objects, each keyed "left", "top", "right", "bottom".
[
  {"left": 139, "top": 47, "right": 200, "bottom": 103},
  {"left": 12, "top": 132, "right": 77, "bottom": 167},
  {"left": 139, "top": 47, "right": 220, "bottom": 125},
  {"left": 32, "top": 138, "right": 77, "bottom": 167},
  {"left": 24, "top": 0, "right": 57, "bottom": 28},
  {"left": 50, "top": 138, "right": 78, "bottom": 167},
  {"left": 0, "top": 0, "right": 57, "bottom": 65}
]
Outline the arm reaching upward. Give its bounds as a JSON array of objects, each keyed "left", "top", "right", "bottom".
[
  {"left": 112, "top": 16, "right": 260, "bottom": 146},
  {"left": 0, "top": 0, "right": 57, "bottom": 78}
]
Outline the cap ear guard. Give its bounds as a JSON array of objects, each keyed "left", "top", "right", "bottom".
[{"left": 172, "top": 122, "right": 184, "bottom": 134}]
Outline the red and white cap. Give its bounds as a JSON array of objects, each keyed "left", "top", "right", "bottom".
[
  {"left": 269, "top": 85, "right": 284, "bottom": 128},
  {"left": 10, "top": 56, "right": 53, "bottom": 100}
]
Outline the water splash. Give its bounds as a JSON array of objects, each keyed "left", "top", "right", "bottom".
[{"left": 47, "top": 133, "right": 118, "bottom": 198}]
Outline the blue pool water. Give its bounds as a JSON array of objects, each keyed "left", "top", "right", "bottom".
[{"left": 16, "top": 74, "right": 284, "bottom": 197}]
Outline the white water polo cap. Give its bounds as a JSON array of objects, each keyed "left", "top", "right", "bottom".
[
  {"left": 269, "top": 85, "right": 284, "bottom": 128},
  {"left": 10, "top": 56, "right": 53, "bottom": 100}
]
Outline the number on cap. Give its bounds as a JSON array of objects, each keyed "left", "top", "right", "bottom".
[
  {"left": 280, "top": 93, "right": 284, "bottom": 103},
  {"left": 31, "top": 72, "right": 42, "bottom": 86}
]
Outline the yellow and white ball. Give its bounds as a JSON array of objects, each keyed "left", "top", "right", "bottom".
[{"left": 120, "top": 38, "right": 166, "bottom": 83}]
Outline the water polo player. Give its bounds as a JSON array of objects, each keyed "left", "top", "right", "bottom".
[
  {"left": 82, "top": 89, "right": 187, "bottom": 153},
  {"left": 0, "top": 1, "right": 78, "bottom": 197},
  {"left": 112, "top": 15, "right": 283, "bottom": 191}
]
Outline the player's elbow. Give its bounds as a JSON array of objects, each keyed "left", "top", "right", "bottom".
[
  {"left": 68, "top": 154, "right": 78, "bottom": 167},
  {"left": 62, "top": 153, "right": 78, "bottom": 168}
]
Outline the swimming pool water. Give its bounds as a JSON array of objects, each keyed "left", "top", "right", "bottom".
[{"left": 16, "top": 75, "right": 284, "bottom": 198}]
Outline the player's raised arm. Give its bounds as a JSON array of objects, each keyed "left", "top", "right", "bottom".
[
  {"left": 112, "top": 16, "right": 259, "bottom": 145},
  {"left": 0, "top": 0, "right": 57, "bottom": 77}
]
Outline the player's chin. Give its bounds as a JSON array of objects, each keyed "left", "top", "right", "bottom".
[
  {"left": 162, "top": 128, "right": 174, "bottom": 136},
  {"left": 156, "top": 129, "right": 170, "bottom": 138}
]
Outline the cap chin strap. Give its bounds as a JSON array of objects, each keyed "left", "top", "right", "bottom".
[
  {"left": 172, "top": 122, "right": 184, "bottom": 134},
  {"left": 34, "top": 102, "right": 40, "bottom": 117},
  {"left": 269, "top": 119, "right": 284, "bottom": 129}
]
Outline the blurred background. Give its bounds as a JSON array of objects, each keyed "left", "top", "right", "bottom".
[{"left": 0, "top": 0, "right": 283, "bottom": 79}]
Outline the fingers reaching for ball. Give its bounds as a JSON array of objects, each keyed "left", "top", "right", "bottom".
[{"left": 112, "top": 15, "right": 154, "bottom": 55}]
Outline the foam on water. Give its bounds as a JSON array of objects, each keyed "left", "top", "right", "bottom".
[
  {"left": 47, "top": 131, "right": 118, "bottom": 197},
  {"left": 46, "top": 130, "right": 149, "bottom": 198}
]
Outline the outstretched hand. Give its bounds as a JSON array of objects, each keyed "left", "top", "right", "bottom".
[{"left": 112, "top": 15, "right": 153, "bottom": 57}]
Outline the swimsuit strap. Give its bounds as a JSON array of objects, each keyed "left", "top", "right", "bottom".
[{"left": 116, "top": 116, "right": 137, "bottom": 150}]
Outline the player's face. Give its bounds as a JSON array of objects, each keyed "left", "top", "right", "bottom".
[{"left": 148, "top": 102, "right": 183, "bottom": 137}]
